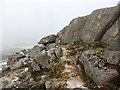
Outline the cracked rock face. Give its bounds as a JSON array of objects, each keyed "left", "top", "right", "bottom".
[
  {"left": 56, "top": 6, "right": 119, "bottom": 45},
  {"left": 79, "top": 50, "right": 119, "bottom": 87},
  {"left": 56, "top": 16, "right": 87, "bottom": 45}
]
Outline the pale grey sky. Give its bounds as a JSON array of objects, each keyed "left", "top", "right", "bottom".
[{"left": 0, "top": 0, "right": 119, "bottom": 53}]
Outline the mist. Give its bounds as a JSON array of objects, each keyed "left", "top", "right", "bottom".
[{"left": 0, "top": 0, "right": 119, "bottom": 54}]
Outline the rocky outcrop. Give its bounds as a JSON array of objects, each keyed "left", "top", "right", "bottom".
[
  {"left": 56, "top": 5, "right": 119, "bottom": 45},
  {"left": 54, "top": 47, "right": 63, "bottom": 59},
  {"left": 95, "top": 5, "right": 120, "bottom": 41},
  {"left": 79, "top": 50, "right": 119, "bottom": 87},
  {"left": 0, "top": 4, "right": 120, "bottom": 89}
]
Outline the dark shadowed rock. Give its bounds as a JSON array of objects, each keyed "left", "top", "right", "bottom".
[
  {"left": 38, "top": 34, "right": 57, "bottom": 45},
  {"left": 34, "top": 50, "right": 49, "bottom": 69},
  {"left": 79, "top": 50, "right": 119, "bottom": 86}
]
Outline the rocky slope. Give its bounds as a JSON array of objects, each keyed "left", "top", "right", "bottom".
[{"left": 0, "top": 4, "right": 120, "bottom": 90}]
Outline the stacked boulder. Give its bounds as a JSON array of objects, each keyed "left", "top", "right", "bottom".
[{"left": 29, "top": 34, "right": 63, "bottom": 71}]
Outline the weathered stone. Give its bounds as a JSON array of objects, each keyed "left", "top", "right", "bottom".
[
  {"left": 46, "top": 43, "right": 56, "bottom": 50},
  {"left": 79, "top": 50, "right": 119, "bottom": 86},
  {"left": 104, "top": 50, "right": 120, "bottom": 66},
  {"left": 56, "top": 16, "right": 87, "bottom": 44},
  {"left": 47, "top": 48, "right": 57, "bottom": 62},
  {"left": 10, "top": 60, "right": 24, "bottom": 70},
  {"left": 29, "top": 44, "right": 45, "bottom": 58},
  {"left": 31, "top": 60, "right": 41, "bottom": 71},
  {"left": 47, "top": 47, "right": 63, "bottom": 62},
  {"left": 30, "top": 50, "right": 50, "bottom": 69},
  {"left": 38, "top": 34, "right": 57, "bottom": 45},
  {"left": 29, "top": 44, "right": 50, "bottom": 70},
  {"left": 81, "top": 6, "right": 118, "bottom": 43},
  {"left": 56, "top": 6, "right": 119, "bottom": 45},
  {"left": 55, "top": 47, "right": 63, "bottom": 58}
]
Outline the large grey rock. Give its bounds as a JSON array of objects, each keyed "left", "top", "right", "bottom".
[
  {"left": 34, "top": 50, "right": 49, "bottom": 69},
  {"left": 29, "top": 44, "right": 46, "bottom": 58},
  {"left": 56, "top": 16, "right": 87, "bottom": 44},
  {"left": 56, "top": 6, "right": 119, "bottom": 45},
  {"left": 10, "top": 60, "right": 24, "bottom": 70},
  {"left": 29, "top": 47, "right": 50, "bottom": 69},
  {"left": 29, "top": 44, "right": 50, "bottom": 69},
  {"left": 104, "top": 50, "right": 120, "bottom": 66},
  {"left": 79, "top": 50, "right": 119, "bottom": 86},
  {"left": 31, "top": 60, "right": 41, "bottom": 71},
  {"left": 81, "top": 6, "right": 118, "bottom": 44},
  {"left": 54, "top": 47, "right": 63, "bottom": 59},
  {"left": 38, "top": 34, "right": 57, "bottom": 45}
]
